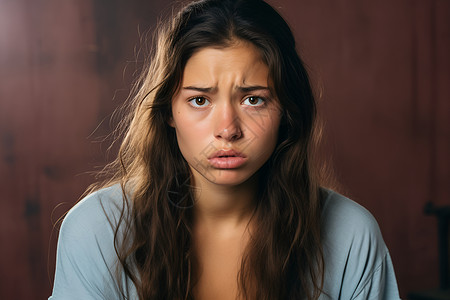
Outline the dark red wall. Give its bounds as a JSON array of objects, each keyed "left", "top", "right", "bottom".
[
  {"left": 271, "top": 0, "right": 450, "bottom": 298},
  {"left": 0, "top": 0, "right": 448, "bottom": 299}
]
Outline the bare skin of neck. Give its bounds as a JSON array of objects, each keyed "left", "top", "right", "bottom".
[{"left": 191, "top": 175, "right": 257, "bottom": 300}]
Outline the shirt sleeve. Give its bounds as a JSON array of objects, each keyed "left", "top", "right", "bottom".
[
  {"left": 49, "top": 187, "right": 127, "bottom": 300},
  {"left": 320, "top": 190, "right": 401, "bottom": 300},
  {"left": 351, "top": 251, "right": 400, "bottom": 300}
]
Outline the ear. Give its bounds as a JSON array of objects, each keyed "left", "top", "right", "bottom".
[{"left": 168, "top": 116, "right": 175, "bottom": 128}]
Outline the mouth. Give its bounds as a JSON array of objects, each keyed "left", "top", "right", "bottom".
[
  {"left": 207, "top": 149, "right": 247, "bottom": 169},
  {"left": 208, "top": 149, "right": 246, "bottom": 159}
]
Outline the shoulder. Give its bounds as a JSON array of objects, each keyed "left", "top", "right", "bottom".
[
  {"left": 320, "top": 189, "right": 400, "bottom": 299},
  {"left": 57, "top": 183, "right": 130, "bottom": 272},
  {"left": 51, "top": 184, "right": 133, "bottom": 299},
  {"left": 61, "top": 184, "right": 127, "bottom": 236},
  {"left": 321, "top": 189, "right": 382, "bottom": 244}
]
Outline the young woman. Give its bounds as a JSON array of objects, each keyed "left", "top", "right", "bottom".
[{"left": 49, "top": 0, "right": 400, "bottom": 299}]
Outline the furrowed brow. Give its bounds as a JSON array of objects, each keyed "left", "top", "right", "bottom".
[
  {"left": 182, "top": 86, "right": 215, "bottom": 93},
  {"left": 237, "top": 85, "right": 270, "bottom": 93}
]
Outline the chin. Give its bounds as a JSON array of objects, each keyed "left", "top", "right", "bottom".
[{"left": 200, "top": 169, "right": 259, "bottom": 187}]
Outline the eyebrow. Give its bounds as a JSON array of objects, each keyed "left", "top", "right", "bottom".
[
  {"left": 236, "top": 85, "right": 270, "bottom": 93},
  {"left": 182, "top": 85, "right": 270, "bottom": 93},
  {"left": 182, "top": 86, "right": 215, "bottom": 93}
]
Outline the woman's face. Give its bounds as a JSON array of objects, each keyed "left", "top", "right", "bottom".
[{"left": 170, "top": 42, "right": 281, "bottom": 188}]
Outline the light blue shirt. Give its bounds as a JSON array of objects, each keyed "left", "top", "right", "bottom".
[{"left": 49, "top": 185, "right": 401, "bottom": 299}]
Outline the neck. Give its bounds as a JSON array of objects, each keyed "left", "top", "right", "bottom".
[{"left": 192, "top": 174, "right": 258, "bottom": 229}]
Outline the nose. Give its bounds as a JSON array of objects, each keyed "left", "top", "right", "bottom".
[{"left": 214, "top": 102, "right": 243, "bottom": 142}]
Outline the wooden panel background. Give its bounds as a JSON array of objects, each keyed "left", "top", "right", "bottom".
[{"left": 0, "top": 0, "right": 448, "bottom": 299}]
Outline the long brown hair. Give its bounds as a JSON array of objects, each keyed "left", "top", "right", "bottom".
[{"left": 93, "top": 0, "right": 325, "bottom": 298}]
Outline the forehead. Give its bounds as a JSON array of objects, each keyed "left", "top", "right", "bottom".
[{"left": 182, "top": 42, "right": 270, "bottom": 86}]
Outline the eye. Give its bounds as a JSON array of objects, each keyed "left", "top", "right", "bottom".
[
  {"left": 242, "top": 96, "right": 265, "bottom": 107},
  {"left": 188, "top": 97, "right": 210, "bottom": 108}
]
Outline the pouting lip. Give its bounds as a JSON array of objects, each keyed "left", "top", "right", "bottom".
[{"left": 207, "top": 149, "right": 246, "bottom": 159}]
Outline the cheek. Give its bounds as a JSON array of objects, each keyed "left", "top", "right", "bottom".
[
  {"left": 261, "top": 122, "right": 280, "bottom": 153},
  {"left": 247, "top": 109, "right": 281, "bottom": 143},
  {"left": 174, "top": 127, "right": 195, "bottom": 165},
  {"left": 242, "top": 116, "right": 280, "bottom": 164},
  {"left": 261, "top": 115, "right": 281, "bottom": 153},
  {"left": 173, "top": 118, "right": 210, "bottom": 158}
]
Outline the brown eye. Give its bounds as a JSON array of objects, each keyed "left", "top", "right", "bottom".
[
  {"left": 243, "top": 96, "right": 265, "bottom": 107},
  {"left": 188, "top": 97, "right": 210, "bottom": 107},
  {"left": 195, "top": 97, "right": 206, "bottom": 105}
]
